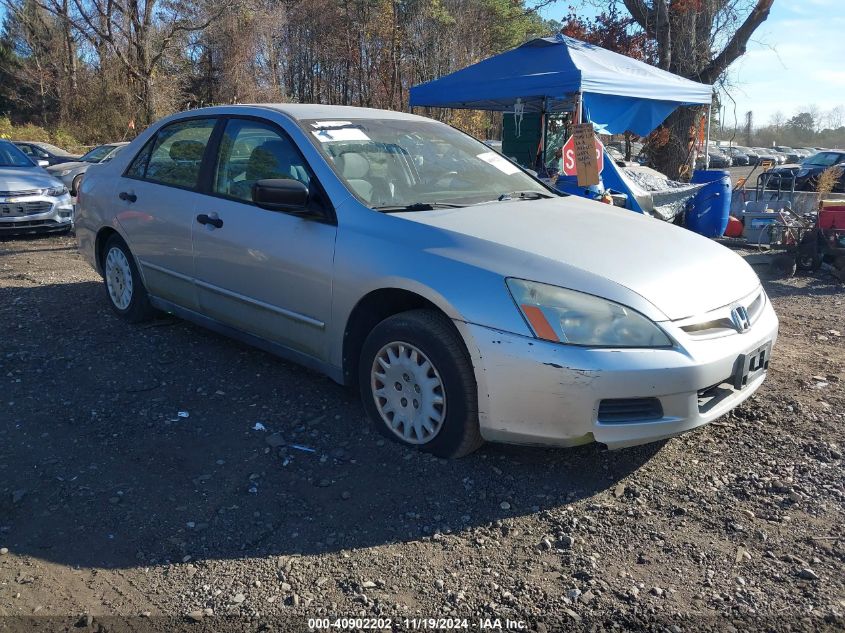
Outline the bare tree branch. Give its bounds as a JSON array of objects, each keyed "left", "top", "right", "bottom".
[{"left": 700, "top": 0, "right": 774, "bottom": 83}]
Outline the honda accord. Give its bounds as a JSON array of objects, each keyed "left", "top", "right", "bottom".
[{"left": 75, "top": 105, "right": 778, "bottom": 457}]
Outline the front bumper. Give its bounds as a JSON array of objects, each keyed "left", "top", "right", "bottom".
[
  {"left": 0, "top": 193, "right": 74, "bottom": 234},
  {"left": 457, "top": 297, "right": 779, "bottom": 450}
]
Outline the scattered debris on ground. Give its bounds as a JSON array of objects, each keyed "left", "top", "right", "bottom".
[{"left": 0, "top": 234, "right": 842, "bottom": 630}]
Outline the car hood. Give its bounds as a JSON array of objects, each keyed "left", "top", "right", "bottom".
[
  {"left": 46, "top": 161, "right": 87, "bottom": 173},
  {"left": 0, "top": 166, "right": 63, "bottom": 191},
  {"left": 397, "top": 196, "right": 760, "bottom": 321}
]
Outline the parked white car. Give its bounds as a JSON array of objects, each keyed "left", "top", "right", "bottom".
[{"left": 75, "top": 105, "right": 778, "bottom": 457}]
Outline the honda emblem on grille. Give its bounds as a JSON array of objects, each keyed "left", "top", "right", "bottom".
[{"left": 730, "top": 305, "right": 751, "bottom": 333}]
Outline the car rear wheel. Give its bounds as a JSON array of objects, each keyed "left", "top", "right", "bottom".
[
  {"left": 102, "top": 234, "right": 155, "bottom": 323},
  {"left": 359, "top": 309, "right": 483, "bottom": 458}
]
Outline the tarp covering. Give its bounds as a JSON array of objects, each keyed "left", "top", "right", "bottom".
[{"left": 409, "top": 35, "right": 712, "bottom": 135}]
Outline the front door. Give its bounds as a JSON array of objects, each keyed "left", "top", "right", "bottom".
[{"left": 191, "top": 117, "right": 337, "bottom": 361}]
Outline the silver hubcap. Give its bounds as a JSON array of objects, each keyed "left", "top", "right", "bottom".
[
  {"left": 105, "top": 247, "right": 133, "bottom": 311},
  {"left": 371, "top": 342, "right": 446, "bottom": 445}
]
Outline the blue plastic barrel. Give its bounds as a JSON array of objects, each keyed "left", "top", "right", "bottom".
[
  {"left": 687, "top": 169, "right": 732, "bottom": 237},
  {"left": 555, "top": 174, "right": 605, "bottom": 200}
]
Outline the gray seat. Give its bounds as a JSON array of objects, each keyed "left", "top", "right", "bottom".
[
  {"left": 230, "top": 140, "right": 308, "bottom": 201},
  {"left": 336, "top": 152, "right": 373, "bottom": 202}
]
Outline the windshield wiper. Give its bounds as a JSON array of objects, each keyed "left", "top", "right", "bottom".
[
  {"left": 496, "top": 190, "right": 554, "bottom": 201},
  {"left": 373, "top": 202, "right": 466, "bottom": 212}
]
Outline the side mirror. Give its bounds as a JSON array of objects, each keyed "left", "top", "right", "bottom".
[
  {"left": 523, "top": 168, "right": 538, "bottom": 178},
  {"left": 37, "top": 160, "right": 49, "bottom": 168},
  {"left": 253, "top": 178, "right": 309, "bottom": 213}
]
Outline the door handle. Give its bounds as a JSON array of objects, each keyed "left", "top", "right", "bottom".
[
  {"left": 196, "top": 213, "right": 223, "bottom": 229},
  {"left": 118, "top": 191, "right": 137, "bottom": 203}
]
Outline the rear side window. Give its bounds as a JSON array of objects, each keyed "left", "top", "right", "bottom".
[{"left": 126, "top": 118, "right": 216, "bottom": 189}]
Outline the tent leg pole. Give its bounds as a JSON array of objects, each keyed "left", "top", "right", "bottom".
[
  {"left": 577, "top": 92, "right": 583, "bottom": 124},
  {"left": 541, "top": 98, "right": 547, "bottom": 171},
  {"left": 704, "top": 103, "right": 712, "bottom": 170}
]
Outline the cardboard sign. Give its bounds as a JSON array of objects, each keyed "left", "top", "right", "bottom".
[
  {"left": 572, "top": 123, "right": 601, "bottom": 187},
  {"left": 561, "top": 128, "right": 604, "bottom": 185}
]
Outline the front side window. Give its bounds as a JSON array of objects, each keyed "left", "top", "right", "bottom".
[
  {"left": 213, "top": 119, "right": 312, "bottom": 203},
  {"left": 126, "top": 118, "right": 216, "bottom": 189},
  {"left": 0, "top": 141, "right": 35, "bottom": 167},
  {"left": 302, "top": 117, "right": 551, "bottom": 209}
]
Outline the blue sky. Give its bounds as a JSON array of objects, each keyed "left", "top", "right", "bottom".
[{"left": 539, "top": 0, "right": 845, "bottom": 130}]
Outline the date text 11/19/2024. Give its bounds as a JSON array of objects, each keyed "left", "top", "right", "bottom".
[{"left": 307, "top": 617, "right": 528, "bottom": 630}]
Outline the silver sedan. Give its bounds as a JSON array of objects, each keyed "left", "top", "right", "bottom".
[
  {"left": 75, "top": 105, "right": 778, "bottom": 458},
  {"left": 46, "top": 142, "right": 128, "bottom": 196}
]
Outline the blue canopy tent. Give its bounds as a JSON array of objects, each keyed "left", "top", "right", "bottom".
[
  {"left": 409, "top": 34, "right": 713, "bottom": 138},
  {"left": 409, "top": 35, "right": 716, "bottom": 216}
]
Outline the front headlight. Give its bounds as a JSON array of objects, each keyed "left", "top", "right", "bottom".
[
  {"left": 797, "top": 169, "right": 809, "bottom": 177},
  {"left": 506, "top": 278, "right": 672, "bottom": 348},
  {"left": 44, "top": 185, "right": 68, "bottom": 197},
  {"left": 58, "top": 169, "right": 72, "bottom": 177}
]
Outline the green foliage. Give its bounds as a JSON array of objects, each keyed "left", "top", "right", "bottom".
[
  {"left": 12, "top": 122, "right": 51, "bottom": 142},
  {"left": 0, "top": 116, "right": 13, "bottom": 139},
  {"left": 786, "top": 112, "right": 816, "bottom": 135},
  {"left": 482, "top": 0, "right": 549, "bottom": 50},
  {"left": 51, "top": 128, "right": 83, "bottom": 153},
  {"left": 0, "top": 117, "right": 82, "bottom": 152}
]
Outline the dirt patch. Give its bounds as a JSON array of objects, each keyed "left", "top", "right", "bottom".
[{"left": 0, "top": 234, "right": 842, "bottom": 631}]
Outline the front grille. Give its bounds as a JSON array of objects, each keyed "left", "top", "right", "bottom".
[
  {"left": 680, "top": 289, "right": 766, "bottom": 338},
  {"left": 0, "top": 189, "right": 42, "bottom": 197},
  {"left": 0, "top": 201, "right": 52, "bottom": 216},
  {"left": 0, "top": 219, "right": 62, "bottom": 230},
  {"left": 598, "top": 398, "right": 663, "bottom": 423}
]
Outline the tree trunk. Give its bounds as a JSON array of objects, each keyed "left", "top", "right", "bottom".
[
  {"left": 140, "top": 74, "right": 156, "bottom": 126},
  {"left": 648, "top": 106, "right": 703, "bottom": 180}
]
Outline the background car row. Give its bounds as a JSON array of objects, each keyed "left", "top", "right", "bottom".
[{"left": 0, "top": 140, "right": 128, "bottom": 235}]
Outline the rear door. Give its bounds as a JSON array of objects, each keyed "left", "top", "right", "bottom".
[
  {"left": 116, "top": 117, "right": 218, "bottom": 311},
  {"left": 191, "top": 117, "right": 337, "bottom": 361}
]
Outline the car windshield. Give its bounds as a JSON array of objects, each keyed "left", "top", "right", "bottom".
[
  {"left": 302, "top": 118, "right": 552, "bottom": 209},
  {"left": 80, "top": 144, "right": 118, "bottom": 163},
  {"left": 0, "top": 141, "right": 35, "bottom": 167},
  {"left": 804, "top": 152, "right": 842, "bottom": 167},
  {"left": 101, "top": 145, "right": 126, "bottom": 163}
]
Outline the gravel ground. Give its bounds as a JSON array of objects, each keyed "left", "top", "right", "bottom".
[{"left": 0, "top": 233, "right": 843, "bottom": 632}]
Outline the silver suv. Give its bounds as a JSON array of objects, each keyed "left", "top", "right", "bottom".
[{"left": 76, "top": 105, "right": 777, "bottom": 457}]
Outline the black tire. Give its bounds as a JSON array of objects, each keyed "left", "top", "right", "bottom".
[
  {"left": 769, "top": 253, "right": 797, "bottom": 278},
  {"left": 796, "top": 249, "right": 822, "bottom": 272},
  {"left": 71, "top": 174, "right": 83, "bottom": 197},
  {"left": 102, "top": 234, "right": 155, "bottom": 323},
  {"left": 358, "top": 309, "right": 483, "bottom": 458}
]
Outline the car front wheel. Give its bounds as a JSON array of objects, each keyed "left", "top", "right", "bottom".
[
  {"left": 359, "top": 309, "right": 483, "bottom": 458},
  {"left": 102, "top": 234, "right": 155, "bottom": 323}
]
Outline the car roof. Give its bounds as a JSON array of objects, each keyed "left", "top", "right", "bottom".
[{"left": 177, "top": 103, "right": 429, "bottom": 123}]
